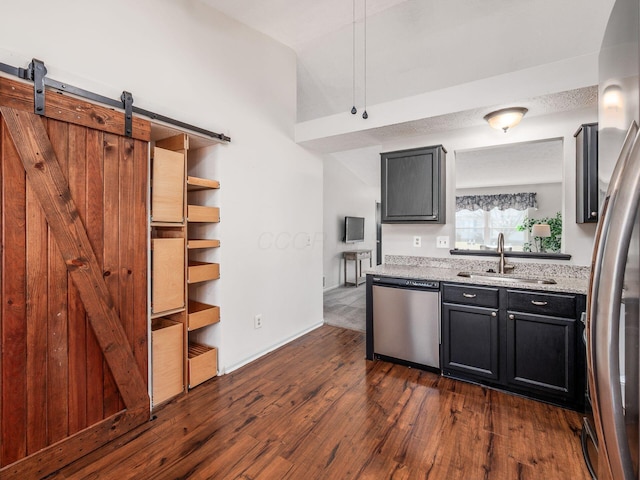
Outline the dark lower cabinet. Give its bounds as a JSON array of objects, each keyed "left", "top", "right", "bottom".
[
  {"left": 506, "top": 311, "right": 575, "bottom": 398},
  {"left": 441, "top": 283, "right": 585, "bottom": 409},
  {"left": 442, "top": 303, "right": 500, "bottom": 381}
]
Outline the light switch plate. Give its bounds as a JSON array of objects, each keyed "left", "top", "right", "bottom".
[
  {"left": 437, "top": 236, "right": 449, "bottom": 248},
  {"left": 413, "top": 236, "right": 421, "bottom": 247}
]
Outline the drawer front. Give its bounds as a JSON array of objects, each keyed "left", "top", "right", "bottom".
[
  {"left": 442, "top": 284, "right": 499, "bottom": 308},
  {"left": 188, "top": 344, "right": 217, "bottom": 388},
  {"left": 507, "top": 290, "right": 576, "bottom": 317}
]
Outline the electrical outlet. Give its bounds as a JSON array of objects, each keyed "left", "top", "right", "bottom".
[
  {"left": 254, "top": 314, "right": 263, "bottom": 329},
  {"left": 437, "top": 236, "right": 450, "bottom": 248},
  {"left": 413, "top": 236, "right": 421, "bottom": 247}
]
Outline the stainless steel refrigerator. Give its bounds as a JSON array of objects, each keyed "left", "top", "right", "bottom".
[{"left": 586, "top": 0, "right": 640, "bottom": 478}]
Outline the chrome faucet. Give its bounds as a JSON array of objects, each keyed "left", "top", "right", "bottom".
[{"left": 497, "top": 233, "right": 514, "bottom": 274}]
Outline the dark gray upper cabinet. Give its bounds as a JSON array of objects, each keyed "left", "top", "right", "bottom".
[
  {"left": 575, "top": 123, "right": 598, "bottom": 223},
  {"left": 380, "top": 145, "right": 446, "bottom": 223}
]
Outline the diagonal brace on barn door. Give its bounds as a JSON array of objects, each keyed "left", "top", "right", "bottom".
[{"left": 0, "top": 106, "right": 149, "bottom": 412}]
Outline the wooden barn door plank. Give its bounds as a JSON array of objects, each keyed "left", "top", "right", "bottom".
[
  {"left": 0, "top": 107, "right": 149, "bottom": 413},
  {"left": 67, "top": 123, "right": 88, "bottom": 435},
  {"left": 0, "top": 77, "right": 151, "bottom": 142},
  {"left": 2, "top": 406, "right": 149, "bottom": 479},
  {"left": 0, "top": 110, "right": 28, "bottom": 466},
  {"left": 132, "top": 139, "right": 148, "bottom": 379},
  {"left": 0, "top": 119, "right": 2, "bottom": 464},
  {"left": 118, "top": 136, "right": 136, "bottom": 412},
  {"left": 46, "top": 119, "right": 70, "bottom": 445},
  {"left": 85, "top": 128, "right": 106, "bottom": 426},
  {"left": 25, "top": 165, "right": 49, "bottom": 455},
  {"left": 102, "top": 132, "right": 122, "bottom": 416}
]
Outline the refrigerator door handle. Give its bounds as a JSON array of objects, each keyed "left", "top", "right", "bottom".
[
  {"left": 588, "top": 120, "right": 638, "bottom": 385},
  {"left": 590, "top": 123, "right": 640, "bottom": 480},
  {"left": 588, "top": 121, "right": 638, "bottom": 395}
]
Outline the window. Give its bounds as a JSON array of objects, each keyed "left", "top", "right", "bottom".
[
  {"left": 455, "top": 208, "right": 530, "bottom": 251},
  {"left": 454, "top": 192, "right": 536, "bottom": 251}
]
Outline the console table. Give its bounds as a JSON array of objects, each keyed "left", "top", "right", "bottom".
[{"left": 343, "top": 250, "right": 372, "bottom": 287}]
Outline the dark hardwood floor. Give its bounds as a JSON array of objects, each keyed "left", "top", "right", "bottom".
[{"left": 52, "top": 326, "right": 589, "bottom": 479}]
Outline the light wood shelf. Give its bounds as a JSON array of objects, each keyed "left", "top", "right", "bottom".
[
  {"left": 187, "top": 205, "right": 220, "bottom": 223},
  {"left": 151, "top": 221, "right": 186, "bottom": 228},
  {"left": 187, "top": 176, "right": 220, "bottom": 191},
  {"left": 188, "top": 300, "right": 220, "bottom": 331},
  {"left": 150, "top": 306, "right": 186, "bottom": 320},
  {"left": 156, "top": 132, "right": 189, "bottom": 151},
  {"left": 187, "top": 239, "right": 220, "bottom": 249},
  {"left": 188, "top": 343, "right": 217, "bottom": 388},
  {"left": 188, "top": 261, "right": 220, "bottom": 284}
]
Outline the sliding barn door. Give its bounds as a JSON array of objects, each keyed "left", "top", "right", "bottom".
[{"left": 0, "top": 77, "right": 150, "bottom": 479}]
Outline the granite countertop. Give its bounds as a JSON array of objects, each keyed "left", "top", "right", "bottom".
[{"left": 364, "top": 263, "right": 588, "bottom": 295}]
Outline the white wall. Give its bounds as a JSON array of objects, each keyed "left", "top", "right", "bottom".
[
  {"left": 296, "top": 0, "right": 614, "bottom": 122},
  {"left": 340, "top": 108, "right": 598, "bottom": 265},
  {"left": 323, "top": 156, "right": 378, "bottom": 290},
  {"left": 0, "top": 0, "right": 325, "bottom": 373}
]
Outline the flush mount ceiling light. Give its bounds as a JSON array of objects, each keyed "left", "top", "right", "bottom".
[{"left": 484, "top": 107, "right": 528, "bottom": 133}]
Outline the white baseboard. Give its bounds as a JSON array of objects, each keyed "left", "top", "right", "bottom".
[
  {"left": 221, "top": 321, "right": 324, "bottom": 375},
  {"left": 323, "top": 284, "right": 340, "bottom": 292}
]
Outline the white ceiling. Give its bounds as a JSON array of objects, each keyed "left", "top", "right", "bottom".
[
  {"left": 200, "top": 0, "right": 613, "bottom": 152},
  {"left": 298, "top": 86, "right": 598, "bottom": 153},
  {"left": 199, "top": 0, "right": 411, "bottom": 51}
]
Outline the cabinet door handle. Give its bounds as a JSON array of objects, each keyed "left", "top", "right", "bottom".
[
  {"left": 531, "top": 300, "right": 548, "bottom": 306},
  {"left": 491, "top": 312, "right": 497, "bottom": 317},
  {"left": 509, "top": 314, "right": 515, "bottom": 320},
  {"left": 462, "top": 293, "right": 477, "bottom": 298}
]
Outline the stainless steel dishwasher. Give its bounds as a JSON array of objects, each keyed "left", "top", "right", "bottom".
[{"left": 372, "top": 276, "right": 440, "bottom": 370}]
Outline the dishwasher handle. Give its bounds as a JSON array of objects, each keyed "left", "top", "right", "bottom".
[{"left": 372, "top": 276, "right": 439, "bottom": 290}]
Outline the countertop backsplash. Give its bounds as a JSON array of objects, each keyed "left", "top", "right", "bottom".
[{"left": 384, "top": 255, "right": 591, "bottom": 280}]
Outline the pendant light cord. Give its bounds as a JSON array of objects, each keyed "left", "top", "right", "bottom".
[
  {"left": 362, "top": 0, "right": 368, "bottom": 119},
  {"left": 350, "top": 0, "right": 368, "bottom": 119},
  {"left": 351, "top": 0, "right": 357, "bottom": 115}
]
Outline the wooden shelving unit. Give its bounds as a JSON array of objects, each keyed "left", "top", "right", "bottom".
[
  {"left": 187, "top": 176, "right": 220, "bottom": 191},
  {"left": 188, "top": 343, "right": 218, "bottom": 388},
  {"left": 188, "top": 239, "right": 220, "bottom": 249},
  {"left": 188, "top": 300, "right": 220, "bottom": 331},
  {"left": 149, "top": 131, "right": 222, "bottom": 407},
  {"left": 187, "top": 205, "right": 220, "bottom": 223}
]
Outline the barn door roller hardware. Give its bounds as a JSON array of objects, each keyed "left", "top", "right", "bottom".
[
  {"left": 0, "top": 58, "right": 231, "bottom": 142},
  {"left": 31, "top": 59, "right": 47, "bottom": 115},
  {"left": 121, "top": 91, "right": 133, "bottom": 137}
]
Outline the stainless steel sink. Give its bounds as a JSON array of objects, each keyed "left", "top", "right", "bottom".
[{"left": 457, "top": 271, "right": 557, "bottom": 285}]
